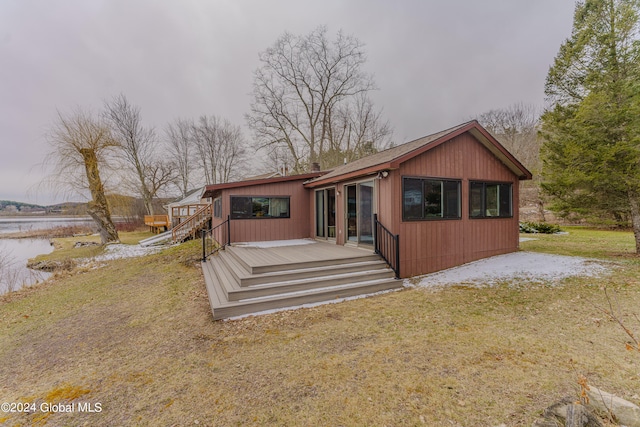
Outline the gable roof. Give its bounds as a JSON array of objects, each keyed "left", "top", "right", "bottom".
[
  {"left": 305, "top": 120, "right": 532, "bottom": 188},
  {"left": 167, "top": 187, "right": 205, "bottom": 207}
]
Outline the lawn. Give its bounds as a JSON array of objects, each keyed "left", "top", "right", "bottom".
[{"left": 0, "top": 229, "right": 638, "bottom": 426}]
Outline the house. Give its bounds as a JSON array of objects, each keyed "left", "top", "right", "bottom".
[
  {"left": 165, "top": 187, "right": 207, "bottom": 228},
  {"left": 140, "top": 188, "right": 209, "bottom": 246},
  {"left": 200, "top": 120, "right": 531, "bottom": 318}
]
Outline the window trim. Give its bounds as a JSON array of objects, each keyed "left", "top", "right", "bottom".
[
  {"left": 469, "top": 181, "right": 513, "bottom": 219},
  {"left": 402, "top": 176, "right": 462, "bottom": 221},
  {"left": 229, "top": 195, "right": 291, "bottom": 220}
]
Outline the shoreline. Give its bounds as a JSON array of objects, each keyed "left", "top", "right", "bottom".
[{"left": 0, "top": 226, "right": 95, "bottom": 240}]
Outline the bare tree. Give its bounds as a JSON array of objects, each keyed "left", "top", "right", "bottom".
[
  {"left": 476, "top": 103, "right": 545, "bottom": 219},
  {"left": 104, "top": 94, "right": 174, "bottom": 215},
  {"left": 258, "top": 144, "right": 296, "bottom": 177},
  {"left": 476, "top": 103, "right": 540, "bottom": 169},
  {"left": 247, "top": 26, "right": 389, "bottom": 172},
  {"left": 192, "top": 116, "right": 246, "bottom": 185},
  {"left": 325, "top": 93, "right": 393, "bottom": 166},
  {"left": 44, "top": 109, "right": 119, "bottom": 244},
  {"left": 166, "top": 118, "right": 195, "bottom": 198}
]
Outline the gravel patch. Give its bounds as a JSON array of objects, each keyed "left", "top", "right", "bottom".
[{"left": 408, "top": 251, "right": 610, "bottom": 288}]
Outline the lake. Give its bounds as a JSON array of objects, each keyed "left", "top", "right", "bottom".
[
  {"left": 0, "top": 238, "right": 54, "bottom": 294},
  {"left": 0, "top": 216, "right": 94, "bottom": 235}
]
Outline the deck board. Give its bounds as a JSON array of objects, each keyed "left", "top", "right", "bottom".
[{"left": 228, "top": 241, "right": 374, "bottom": 270}]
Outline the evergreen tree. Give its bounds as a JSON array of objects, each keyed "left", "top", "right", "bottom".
[{"left": 540, "top": 0, "right": 640, "bottom": 251}]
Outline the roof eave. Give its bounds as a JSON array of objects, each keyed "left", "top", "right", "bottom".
[
  {"left": 467, "top": 127, "right": 533, "bottom": 180},
  {"left": 304, "top": 163, "right": 394, "bottom": 188},
  {"left": 202, "top": 172, "right": 326, "bottom": 198},
  {"left": 388, "top": 122, "right": 532, "bottom": 180}
]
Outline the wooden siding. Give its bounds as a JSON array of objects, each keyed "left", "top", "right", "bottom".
[
  {"left": 388, "top": 132, "right": 521, "bottom": 278},
  {"left": 213, "top": 179, "right": 312, "bottom": 243},
  {"left": 210, "top": 129, "right": 523, "bottom": 278}
]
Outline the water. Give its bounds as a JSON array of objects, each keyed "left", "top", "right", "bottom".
[
  {"left": 0, "top": 217, "right": 94, "bottom": 235},
  {"left": 0, "top": 239, "right": 55, "bottom": 294}
]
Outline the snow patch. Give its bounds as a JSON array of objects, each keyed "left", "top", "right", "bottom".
[
  {"left": 92, "top": 244, "right": 161, "bottom": 262},
  {"left": 407, "top": 251, "right": 609, "bottom": 288}
]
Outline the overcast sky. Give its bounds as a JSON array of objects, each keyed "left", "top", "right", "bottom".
[{"left": 0, "top": 0, "right": 576, "bottom": 205}]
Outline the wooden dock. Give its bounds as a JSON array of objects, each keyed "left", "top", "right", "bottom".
[{"left": 202, "top": 240, "right": 402, "bottom": 319}]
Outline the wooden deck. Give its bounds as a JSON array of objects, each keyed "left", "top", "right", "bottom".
[
  {"left": 202, "top": 240, "right": 402, "bottom": 319},
  {"left": 144, "top": 215, "right": 170, "bottom": 233},
  {"left": 228, "top": 241, "right": 378, "bottom": 273}
]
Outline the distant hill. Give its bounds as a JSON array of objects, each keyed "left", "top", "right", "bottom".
[
  {"left": 0, "top": 200, "right": 46, "bottom": 213},
  {"left": 0, "top": 195, "right": 174, "bottom": 217},
  {"left": 0, "top": 200, "right": 88, "bottom": 215}
]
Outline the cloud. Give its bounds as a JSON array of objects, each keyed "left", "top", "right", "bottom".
[{"left": 0, "top": 0, "right": 575, "bottom": 203}]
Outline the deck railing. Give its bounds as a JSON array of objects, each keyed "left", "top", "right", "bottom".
[
  {"left": 171, "top": 204, "right": 212, "bottom": 243},
  {"left": 171, "top": 204, "right": 209, "bottom": 228},
  {"left": 373, "top": 213, "right": 400, "bottom": 279},
  {"left": 202, "top": 215, "right": 231, "bottom": 261},
  {"left": 144, "top": 215, "right": 170, "bottom": 233}
]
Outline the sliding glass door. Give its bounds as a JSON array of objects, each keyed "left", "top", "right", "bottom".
[
  {"left": 345, "top": 180, "right": 374, "bottom": 245},
  {"left": 315, "top": 188, "right": 336, "bottom": 239}
]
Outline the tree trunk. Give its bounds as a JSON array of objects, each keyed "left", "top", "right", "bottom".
[
  {"left": 80, "top": 148, "right": 119, "bottom": 245},
  {"left": 628, "top": 189, "right": 640, "bottom": 254},
  {"left": 537, "top": 198, "right": 546, "bottom": 222},
  {"left": 87, "top": 202, "right": 120, "bottom": 245},
  {"left": 143, "top": 191, "right": 154, "bottom": 216}
]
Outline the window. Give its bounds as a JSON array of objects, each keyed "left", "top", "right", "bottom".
[
  {"left": 230, "top": 196, "right": 290, "bottom": 219},
  {"left": 213, "top": 197, "right": 222, "bottom": 218},
  {"left": 402, "top": 177, "right": 461, "bottom": 221},
  {"left": 469, "top": 182, "right": 512, "bottom": 218}
]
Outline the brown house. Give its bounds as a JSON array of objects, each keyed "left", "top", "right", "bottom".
[
  {"left": 204, "top": 120, "right": 531, "bottom": 278},
  {"left": 200, "top": 121, "right": 531, "bottom": 318}
]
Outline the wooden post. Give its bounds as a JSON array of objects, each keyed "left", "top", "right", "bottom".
[
  {"left": 395, "top": 234, "right": 400, "bottom": 279},
  {"left": 373, "top": 213, "right": 379, "bottom": 255}
]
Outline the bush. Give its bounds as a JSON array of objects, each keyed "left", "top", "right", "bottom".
[
  {"left": 115, "top": 221, "right": 143, "bottom": 232},
  {"left": 519, "top": 221, "right": 561, "bottom": 234}
]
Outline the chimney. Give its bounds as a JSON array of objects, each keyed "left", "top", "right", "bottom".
[{"left": 311, "top": 162, "right": 320, "bottom": 172}]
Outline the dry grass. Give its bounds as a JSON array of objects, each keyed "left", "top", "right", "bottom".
[
  {"left": 0, "top": 231, "right": 638, "bottom": 426},
  {"left": 25, "top": 230, "right": 154, "bottom": 270}
]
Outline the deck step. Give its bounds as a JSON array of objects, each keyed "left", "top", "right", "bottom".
[
  {"left": 202, "top": 242, "right": 403, "bottom": 320},
  {"left": 207, "top": 275, "right": 401, "bottom": 320},
  {"left": 228, "top": 268, "right": 395, "bottom": 301},
  {"left": 226, "top": 245, "right": 380, "bottom": 274},
  {"left": 201, "top": 258, "right": 227, "bottom": 310},
  {"left": 220, "top": 250, "right": 390, "bottom": 287}
]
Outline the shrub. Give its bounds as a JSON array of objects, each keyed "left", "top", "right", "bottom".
[
  {"left": 115, "top": 221, "right": 143, "bottom": 232},
  {"left": 519, "top": 221, "right": 561, "bottom": 234}
]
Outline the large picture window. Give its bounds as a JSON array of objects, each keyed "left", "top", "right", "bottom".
[
  {"left": 402, "top": 177, "right": 461, "bottom": 221},
  {"left": 230, "top": 196, "right": 290, "bottom": 219},
  {"left": 469, "top": 182, "right": 512, "bottom": 218}
]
